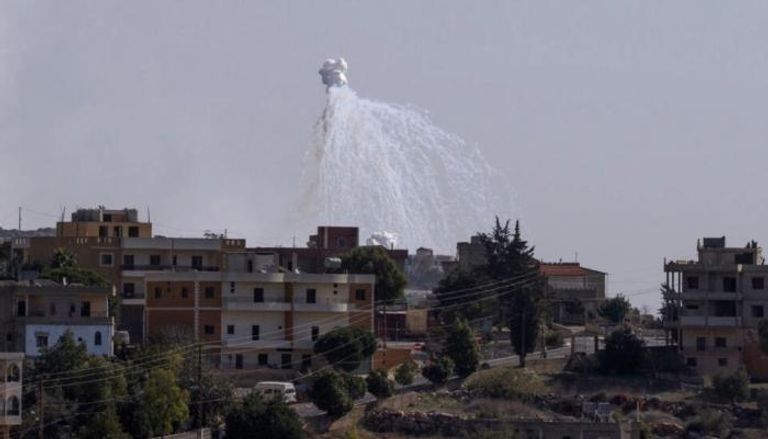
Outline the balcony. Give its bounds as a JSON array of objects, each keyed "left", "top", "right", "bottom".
[
  {"left": 550, "top": 288, "right": 602, "bottom": 300},
  {"left": 18, "top": 310, "right": 111, "bottom": 325},
  {"left": 0, "top": 414, "right": 22, "bottom": 426},
  {"left": 122, "top": 264, "right": 220, "bottom": 272},
  {"left": 222, "top": 338, "right": 291, "bottom": 349},
  {"left": 682, "top": 346, "right": 741, "bottom": 356},
  {"left": 681, "top": 290, "right": 741, "bottom": 301},
  {"left": 293, "top": 299, "right": 349, "bottom": 313},
  {"left": 223, "top": 297, "right": 290, "bottom": 312},
  {"left": 679, "top": 315, "right": 742, "bottom": 327}
]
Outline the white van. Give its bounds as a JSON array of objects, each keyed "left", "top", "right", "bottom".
[{"left": 254, "top": 381, "right": 297, "bottom": 404}]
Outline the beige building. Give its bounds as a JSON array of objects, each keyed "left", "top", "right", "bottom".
[
  {"left": 541, "top": 263, "right": 606, "bottom": 325},
  {"left": 664, "top": 237, "right": 768, "bottom": 378},
  {"left": 0, "top": 352, "right": 23, "bottom": 439}
]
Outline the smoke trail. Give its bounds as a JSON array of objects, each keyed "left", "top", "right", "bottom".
[{"left": 300, "top": 84, "right": 513, "bottom": 252}]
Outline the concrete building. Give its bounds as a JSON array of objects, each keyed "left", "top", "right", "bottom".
[
  {"left": 143, "top": 271, "right": 375, "bottom": 370},
  {"left": 664, "top": 237, "right": 768, "bottom": 378},
  {"left": 541, "top": 262, "right": 606, "bottom": 325},
  {"left": 0, "top": 352, "right": 23, "bottom": 438},
  {"left": 0, "top": 281, "right": 114, "bottom": 356}
]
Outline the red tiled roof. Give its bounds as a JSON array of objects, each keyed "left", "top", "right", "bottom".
[{"left": 539, "top": 263, "right": 605, "bottom": 277}]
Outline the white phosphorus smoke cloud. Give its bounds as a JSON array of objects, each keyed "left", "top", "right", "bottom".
[{"left": 301, "top": 58, "right": 513, "bottom": 252}]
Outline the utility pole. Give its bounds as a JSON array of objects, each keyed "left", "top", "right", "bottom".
[
  {"left": 520, "top": 311, "right": 526, "bottom": 368},
  {"left": 197, "top": 343, "right": 204, "bottom": 429},
  {"left": 38, "top": 378, "right": 44, "bottom": 439},
  {"left": 18, "top": 207, "right": 21, "bottom": 231}
]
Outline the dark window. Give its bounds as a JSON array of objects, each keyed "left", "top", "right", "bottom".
[
  {"left": 686, "top": 357, "right": 697, "bottom": 367},
  {"left": 123, "top": 283, "right": 135, "bottom": 297},
  {"left": 94, "top": 331, "right": 102, "bottom": 346},
  {"left": 98, "top": 226, "right": 108, "bottom": 237},
  {"left": 302, "top": 354, "right": 312, "bottom": 369},
  {"left": 247, "top": 260, "right": 254, "bottom": 273},
  {"left": 7, "top": 396, "right": 19, "bottom": 415},
  {"left": 753, "top": 277, "right": 765, "bottom": 290},
  {"left": 715, "top": 337, "right": 727, "bottom": 348},
  {"left": 312, "top": 326, "right": 320, "bottom": 341},
  {"left": 154, "top": 287, "right": 162, "bottom": 299},
  {"left": 355, "top": 289, "right": 366, "bottom": 301},
  {"left": 100, "top": 253, "right": 113, "bottom": 266},
  {"left": 306, "top": 289, "right": 317, "bottom": 304},
  {"left": 192, "top": 256, "right": 203, "bottom": 269},
  {"left": 718, "top": 358, "right": 728, "bottom": 367},
  {"left": 204, "top": 325, "right": 215, "bottom": 335},
  {"left": 36, "top": 334, "right": 48, "bottom": 348},
  {"left": 686, "top": 276, "right": 699, "bottom": 290},
  {"left": 258, "top": 354, "right": 268, "bottom": 365},
  {"left": 713, "top": 300, "right": 737, "bottom": 317},
  {"left": 128, "top": 226, "right": 139, "bottom": 237},
  {"left": 338, "top": 237, "right": 346, "bottom": 248},
  {"left": 281, "top": 354, "right": 292, "bottom": 369},
  {"left": 253, "top": 288, "right": 264, "bottom": 303},
  {"left": 6, "top": 364, "right": 20, "bottom": 382},
  {"left": 251, "top": 325, "right": 260, "bottom": 341},
  {"left": 181, "top": 287, "right": 189, "bottom": 299},
  {"left": 49, "top": 303, "right": 56, "bottom": 316},
  {"left": 103, "top": 214, "right": 112, "bottom": 222},
  {"left": 230, "top": 282, "right": 235, "bottom": 293},
  {"left": 172, "top": 256, "right": 178, "bottom": 266},
  {"left": 16, "top": 301, "right": 25, "bottom": 317},
  {"left": 227, "top": 325, "right": 235, "bottom": 335},
  {"left": 235, "top": 354, "right": 243, "bottom": 369},
  {"left": 753, "top": 305, "right": 765, "bottom": 318},
  {"left": 123, "top": 254, "right": 135, "bottom": 267},
  {"left": 287, "top": 261, "right": 293, "bottom": 271},
  {"left": 735, "top": 252, "right": 755, "bottom": 264},
  {"left": 80, "top": 301, "right": 91, "bottom": 317},
  {"left": 696, "top": 337, "right": 706, "bottom": 352},
  {"left": 723, "top": 277, "right": 737, "bottom": 292},
  {"left": 113, "top": 226, "right": 121, "bottom": 237},
  {"left": 205, "top": 286, "right": 215, "bottom": 299},
  {"left": 150, "top": 255, "right": 161, "bottom": 266}
]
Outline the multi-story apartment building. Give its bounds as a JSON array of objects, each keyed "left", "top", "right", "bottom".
[
  {"left": 0, "top": 352, "right": 23, "bottom": 437},
  {"left": 541, "top": 262, "right": 606, "bottom": 325},
  {"left": 664, "top": 237, "right": 768, "bottom": 378},
  {"left": 143, "top": 270, "right": 375, "bottom": 370},
  {"left": 0, "top": 281, "right": 114, "bottom": 356}
]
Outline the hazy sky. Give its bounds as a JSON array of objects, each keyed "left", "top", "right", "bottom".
[{"left": 2, "top": 1, "right": 768, "bottom": 310}]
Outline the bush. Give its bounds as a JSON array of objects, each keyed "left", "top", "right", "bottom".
[
  {"left": 685, "top": 408, "right": 732, "bottom": 438},
  {"left": 598, "top": 328, "right": 645, "bottom": 375},
  {"left": 366, "top": 370, "right": 394, "bottom": 399},
  {"left": 343, "top": 374, "right": 367, "bottom": 400},
  {"left": 443, "top": 318, "right": 480, "bottom": 377},
  {"left": 394, "top": 360, "right": 417, "bottom": 386},
  {"left": 310, "top": 371, "right": 353, "bottom": 418},
  {"left": 712, "top": 367, "right": 750, "bottom": 403},
  {"left": 226, "top": 393, "right": 305, "bottom": 439},
  {"left": 464, "top": 367, "right": 543, "bottom": 401},
  {"left": 422, "top": 357, "right": 454, "bottom": 386},
  {"left": 544, "top": 331, "right": 564, "bottom": 348},
  {"left": 314, "top": 327, "right": 376, "bottom": 372}
]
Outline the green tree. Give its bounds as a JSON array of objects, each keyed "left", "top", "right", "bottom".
[
  {"left": 310, "top": 371, "right": 353, "bottom": 418},
  {"left": 51, "top": 248, "right": 76, "bottom": 269},
  {"left": 598, "top": 294, "right": 632, "bottom": 324},
  {"left": 443, "top": 318, "right": 480, "bottom": 377},
  {"left": 712, "top": 367, "right": 750, "bottom": 403},
  {"left": 366, "top": 370, "right": 394, "bottom": 399},
  {"left": 598, "top": 328, "right": 645, "bottom": 375},
  {"left": 226, "top": 393, "right": 305, "bottom": 439},
  {"left": 342, "top": 373, "right": 367, "bottom": 400},
  {"left": 394, "top": 360, "right": 417, "bottom": 386},
  {"left": 341, "top": 246, "right": 406, "bottom": 304},
  {"left": 433, "top": 267, "right": 489, "bottom": 323},
  {"left": 422, "top": 357, "right": 454, "bottom": 386},
  {"left": 314, "top": 327, "right": 376, "bottom": 372},
  {"left": 143, "top": 363, "right": 190, "bottom": 436},
  {"left": 79, "top": 404, "right": 130, "bottom": 439}
]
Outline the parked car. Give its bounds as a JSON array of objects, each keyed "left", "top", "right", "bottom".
[{"left": 253, "top": 381, "right": 298, "bottom": 403}]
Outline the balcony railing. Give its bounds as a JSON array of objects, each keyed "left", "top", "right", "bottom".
[
  {"left": 122, "top": 264, "right": 220, "bottom": 272},
  {"left": 679, "top": 315, "right": 741, "bottom": 327},
  {"left": 223, "top": 297, "right": 290, "bottom": 311},
  {"left": 293, "top": 298, "right": 349, "bottom": 312}
]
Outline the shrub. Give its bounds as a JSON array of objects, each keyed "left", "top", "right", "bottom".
[
  {"left": 422, "top": 357, "right": 454, "bottom": 386},
  {"left": 544, "top": 331, "right": 564, "bottom": 348},
  {"left": 443, "top": 318, "right": 480, "bottom": 377},
  {"left": 598, "top": 328, "right": 645, "bottom": 375},
  {"left": 394, "top": 360, "right": 417, "bottom": 386},
  {"left": 685, "top": 409, "right": 732, "bottom": 438},
  {"left": 225, "top": 393, "right": 305, "bottom": 439},
  {"left": 712, "top": 367, "right": 750, "bottom": 403},
  {"left": 366, "top": 370, "right": 394, "bottom": 399},
  {"left": 343, "top": 374, "right": 367, "bottom": 400},
  {"left": 314, "top": 327, "right": 376, "bottom": 372},
  {"left": 310, "top": 371, "right": 353, "bottom": 418},
  {"left": 464, "top": 367, "right": 543, "bottom": 401}
]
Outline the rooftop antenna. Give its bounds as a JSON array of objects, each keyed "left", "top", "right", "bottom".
[
  {"left": 146, "top": 206, "right": 151, "bottom": 223},
  {"left": 18, "top": 206, "right": 21, "bottom": 231},
  {"left": 575, "top": 251, "right": 579, "bottom": 263}
]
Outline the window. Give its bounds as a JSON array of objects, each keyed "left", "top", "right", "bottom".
[
  {"left": 36, "top": 334, "right": 48, "bottom": 348},
  {"left": 123, "top": 254, "right": 135, "bottom": 268},
  {"left": 753, "top": 305, "right": 765, "bottom": 318},
  {"left": 247, "top": 260, "right": 254, "bottom": 273},
  {"left": 258, "top": 353, "right": 268, "bottom": 365},
  {"left": 753, "top": 277, "right": 765, "bottom": 290},
  {"left": 154, "top": 287, "right": 162, "bottom": 299},
  {"left": 302, "top": 354, "right": 312, "bottom": 369},
  {"left": 7, "top": 396, "right": 19, "bottom": 415},
  {"left": 205, "top": 286, "right": 215, "bottom": 299},
  {"left": 181, "top": 287, "right": 189, "bottom": 299},
  {"left": 715, "top": 337, "right": 727, "bottom": 348},
  {"left": 311, "top": 326, "right": 320, "bottom": 341},
  {"left": 230, "top": 282, "right": 235, "bottom": 293},
  {"left": 16, "top": 301, "right": 25, "bottom": 317},
  {"left": 338, "top": 237, "right": 347, "bottom": 248},
  {"left": 172, "top": 256, "right": 178, "bottom": 266},
  {"left": 204, "top": 325, "right": 215, "bottom": 335},
  {"left": 150, "top": 255, "right": 161, "bottom": 266},
  {"left": 696, "top": 337, "right": 706, "bottom": 352},
  {"left": 100, "top": 253, "right": 114, "bottom": 267},
  {"left": 123, "top": 283, "right": 135, "bottom": 297},
  {"left": 355, "top": 289, "right": 366, "bottom": 301},
  {"left": 723, "top": 277, "right": 737, "bottom": 293},
  {"left": 686, "top": 276, "right": 699, "bottom": 290},
  {"left": 191, "top": 256, "right": 203, "bottom": 269},
  {"left": 103, "top": 214, "right": 112, "bottom": 222},
  {"left": 6, "top": 364, "right": 19, "bottom": 382},
  {"left": 253, "top": 288, "right": 264, "bottom": 303},
  {"left": 113, "top": 226, "right": 121, "bottom": 237},
  {"left": 281, "top": 354, "right": 292, "bottom": 369},
  {"left": 686, "top": 304, "right": 699, "bottom": 310},
  {"left": 80, "top": 301, "right": 91, "bottom": 317},
  {"left": 306, "top": 289, "right": 317, "bottom": 304},
  {"left": 98, "top": 225, "right": 108, "bottom": 237},
  {"left": 128, "top": 226, "right": 139, "bottom": 237},
  {"left": 49, "top": 303, "right": 56, "bottom": 316},
  {"left": 686, "top": 357, "right": 697, "bottom": 367},
  {"left": 251, "top": 325, "right": 260, "bottom": 341},
  {"left": 227, "top": 325, "right": 235, "bottom": 335},
  {"left": 94, "top": 331, "right": 102, "bottom": 346},
  {"left": 718, "top": 358, "right": 728, "bottom": 367}
]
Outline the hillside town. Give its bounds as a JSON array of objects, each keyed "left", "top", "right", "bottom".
[{"left": 0, "top": 207, "right": 765, "bottom": 438}]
